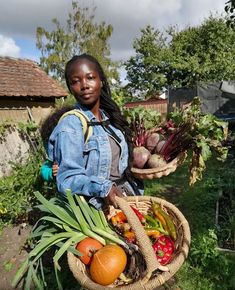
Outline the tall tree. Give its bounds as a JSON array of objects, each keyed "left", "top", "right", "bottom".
[
  {"left": 125, "top": 16, "right": 235, "bottom": 98},
  {"left": 225, "top": 0, "right": 235, "bottom": 28},
  {"left": 36, "top": 1, "right": 118, "bottom": 83},
  {"left": 125, "top": 25, "right": 169, "bottom": 98}
]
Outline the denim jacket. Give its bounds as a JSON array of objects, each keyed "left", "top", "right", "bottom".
[{"left": 47, "top": 104, "right": 142, "bottom": 208}]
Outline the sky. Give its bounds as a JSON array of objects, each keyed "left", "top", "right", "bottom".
[{"left": 0, "top": 0, "right": 226, "bottom": 80}]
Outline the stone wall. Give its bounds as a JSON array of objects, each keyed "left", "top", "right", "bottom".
[{"left": 0, "top": 127, "right": 32, "bottom": 177}]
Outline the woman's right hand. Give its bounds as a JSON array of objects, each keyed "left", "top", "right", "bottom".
[{"left": 105, "top": 185, "right": 125, "bottom": 208}]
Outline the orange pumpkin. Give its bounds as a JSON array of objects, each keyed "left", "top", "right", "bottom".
[{"left": 89, "top": 244, "right": 127, "bottom": 285}]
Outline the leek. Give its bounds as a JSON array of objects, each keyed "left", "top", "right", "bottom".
[{"left": 74, "top": 193, "right": 126, "bottom": 246}]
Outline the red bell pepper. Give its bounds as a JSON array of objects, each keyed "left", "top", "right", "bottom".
[{"left": 152, "top": 235, "right": 175, "bottom": 265}]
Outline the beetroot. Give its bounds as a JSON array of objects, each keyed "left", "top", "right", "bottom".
[
  {"left": 133, "top": 147, "right": 151, "bottom": 168},
  {"left": 146, "top": 133, "right": 160, "bottom": 152},
  {"left": 147, "top": 154, "right": 167, "bottom": 168},
  {"left": 155, "top": 140, "right": 166, "bottom": 154}
]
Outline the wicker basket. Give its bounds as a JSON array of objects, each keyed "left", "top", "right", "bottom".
[
  {"left": 131, "top": 152, "right": 187, "bottom": 180},
  {"left": 67, "top": 195, "right": 191, "bottom": 290}
]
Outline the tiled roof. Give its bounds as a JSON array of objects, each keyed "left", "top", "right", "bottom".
[{"left": 0, "top": 57, "right": 68, "bottom": 98}]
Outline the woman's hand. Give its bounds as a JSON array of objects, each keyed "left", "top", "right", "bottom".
[
  {"left": 105, "top": 185, "right": 125, "bottom": 208},
  {"left": 52, "top": 162, "right": 59, "bottom": 176}
]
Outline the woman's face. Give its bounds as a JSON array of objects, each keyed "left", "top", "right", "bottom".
[{"left": 68, "top": 59, "right": 102, "bottom": 107}]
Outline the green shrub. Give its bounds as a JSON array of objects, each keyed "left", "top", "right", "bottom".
[{"left": 0, "top": 145, "right": 56, "bottom": 230}]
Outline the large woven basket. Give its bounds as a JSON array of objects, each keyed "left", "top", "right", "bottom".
[
  {"left": 131, "top": 152, "right": 187, "bottom": 180},
  {"left": 67, "top": 195, "right": 191, "bottom": 290}
]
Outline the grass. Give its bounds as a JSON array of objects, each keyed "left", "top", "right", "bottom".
[{"left": 144, "top": 151, "right": 235, "bottom": 290}]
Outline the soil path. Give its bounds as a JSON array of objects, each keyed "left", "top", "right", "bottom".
[{"left": 0, "top": 224, "right": 31, "bottom": 290}]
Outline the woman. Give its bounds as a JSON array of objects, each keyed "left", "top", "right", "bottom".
[{"left": 47, "top": 54, "right": 143, "bottom": 208}]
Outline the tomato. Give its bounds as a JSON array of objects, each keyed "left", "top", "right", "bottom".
[{"left": 76, "top": 237, "right": 103, "bottom": 265}]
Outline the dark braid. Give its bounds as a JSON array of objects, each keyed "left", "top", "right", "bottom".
[{"left": 65, "top": 54, "right": 141, "bottom": 193}]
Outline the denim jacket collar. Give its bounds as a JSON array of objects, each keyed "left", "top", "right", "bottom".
[{"left": 74, "top": 103, "right": 109, "bottom": 122}]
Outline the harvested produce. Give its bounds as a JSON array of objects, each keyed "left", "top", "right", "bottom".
[
  {"left": 125, "top": 106, "right": 190, "bottom": 170},
  {"left": 108, "top": 200, "right": 177, "bottom": 269},
  {"left": 152, "top": 202, "right": 176, "bottom": 240},
  {"left": 147, "top": 154, "right": 167, "bottom": 168},
  {"left": 123, "top": 230, "right": 136, "bottom": 243},
  {"left": 146, "top": 132, "right": 160, "bottom": 152},
  {"left": 14, "top": 188, "right": 182, "bottom": 289},
  {"left": 124, "top": 97, "right": 228, "bottom": 185},
  {"left": 169, "top": 97, "right": 228, "bottom": 184},
  {"left": 123, "top": 246, "right": 147, "bottom": 282},
  {"left": 145, "top": 229, "right": 161, "bottom": 238},
  {"left": 76, "top": 237, "right": 103, "bottom": 265},
  {"left": 133, "top": 146, "right": 151, "bottom": 169},
  {"left": 89, "top": 244, "right": 127, "bottom": 285},
  {"left": 155, "top": 139, "right": 166, "bottom": 154},
  {"left": 131, "top": 206, "right": 146, "bottom": 224},
  {"left": 144, "top": 214, "right": 169, "bottom": 236},
  {"left": 111, "top": 211, "right": 127, "bottom": 225},
  {"left": 153, "top": 235, "right": 175, "bottom": 265},
  {"left": 13, "top": 190, "right": 128, "bottom": 289}
]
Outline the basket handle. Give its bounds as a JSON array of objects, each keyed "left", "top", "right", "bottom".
[{"left": 115, "top": 196, "right": 168, "bottom": 283}]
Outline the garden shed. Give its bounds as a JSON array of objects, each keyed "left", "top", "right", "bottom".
[
  {"left": 0, "top": 57, "right": 68, "bottom": 124},
  {"left": 168, "top": 81, "right": 235, "bottom": 121},
  {"left": 0, "top": 57, "right": 68, "bottom": 177}
]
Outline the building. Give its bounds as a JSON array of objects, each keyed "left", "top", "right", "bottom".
[
  {"left": 124, "top": 98, "right": 168, "bottom": 120},
  {"left": 168, "top": 81, "right": 235, "bottom": 120},
  {"left": 0, "top": 57, "right": 68, "bottom": 124},
  {"left": 0, "top": 57, "right": 68, "bottom": 177}
]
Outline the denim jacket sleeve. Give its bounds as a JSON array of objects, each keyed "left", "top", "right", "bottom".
[{"left": 47, "top": 115, "right": 113, "bottom": 198}]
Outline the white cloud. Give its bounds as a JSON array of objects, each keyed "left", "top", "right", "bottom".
[
  {"left": 0, "top": 35, "right": 20, "bottom": 57},
  {"left": 0, "top": 0, "right": 226, "bottom": 61},
  {"left": 93, "top": 0, "right": 226, "bottom": 60}
]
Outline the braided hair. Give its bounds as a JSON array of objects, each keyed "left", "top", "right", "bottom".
[{"left": 65, "top": 54, "right": 141, "bottom": 193}]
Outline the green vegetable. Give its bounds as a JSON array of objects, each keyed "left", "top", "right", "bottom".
[
  {"left": 12, "top": 190, "right": 126, "bottom": 290},
  {"left": 144, "top": 214, "right": 169, "bottom": 235},
  {"left": 152, "top": 203, "right": 177, "bottom": 240}
]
